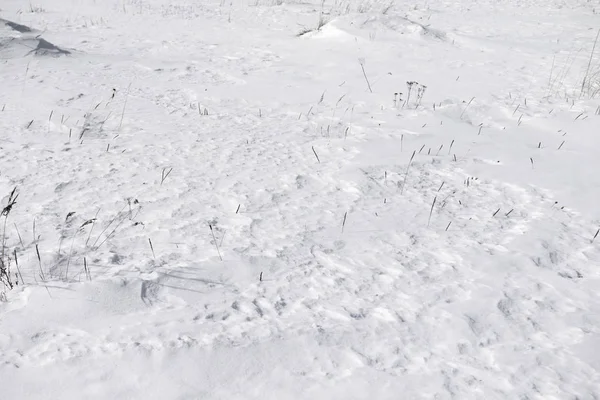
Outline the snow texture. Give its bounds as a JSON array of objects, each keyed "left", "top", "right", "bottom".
[{"left": 0, "top": 0, "right": 599, "bottom": 398}]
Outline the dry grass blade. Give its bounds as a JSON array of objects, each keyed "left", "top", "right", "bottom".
[
  {"left": 209, "top": 224, "right": 223, "bottom": 261},
  {"left": 119, "top": 82, "right": 133, "bottom": 130},
  {"left": 13, "top": 223, "right": 24, "bottom": 248},
  {"left": 581, "top": 28, "right": 600, "bottom": 98},
  {"left": 161, "top": 167, "right": 173, "bottom": 186},
  {"left": 149, "top": 238, "right": 156, "bottom": 259},
  {"left": 401, "top": 151, "right": 416, "bottom": 195},
  {"left": 36, "top": 244, "right": 45, "bottom": 281},
  {"left": 460, "top": 97, "right": 475, "bottom": 119},
  {"left": 92, "top": 204, "right": 127, "bottom": 248},
  {"left": 14, "top": 249, "right": 24, "bottom": 285},
  {"left": 427, "top": 196, "right": 437, "bottom": 227},
  {"left": 359, "top": 60, "right": 373, "bottom": 93},
  {"left": 312, "top": 146, "right": 321, "bottom": 163}
]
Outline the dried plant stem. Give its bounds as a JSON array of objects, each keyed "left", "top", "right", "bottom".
[
  {"left": 148, "top": 238, "right": 156, "bottom": 259},
  {"left": 119, "top": 82, "right": 132, "bottom": 130},
  {"left": 427, "top": 196, "right": 437, "bottom": 227},
  {"left": 360, "top": 63, "right": 373, "bottom": 93},
  {"left": 209, "top": 224, "right": 223, "bottom": 261},
  {"left": 401, "top": 151, "right": 416, "bottom": 195}
]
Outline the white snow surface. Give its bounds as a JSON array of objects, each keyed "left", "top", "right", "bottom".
[{"left": 1, "top": 0, "right": 600, "bottom": 398}]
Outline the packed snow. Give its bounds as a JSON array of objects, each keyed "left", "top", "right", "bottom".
[{"left": 1, "top": 0, "right": 599, "bottom": 398}]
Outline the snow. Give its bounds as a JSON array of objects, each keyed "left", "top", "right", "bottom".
[{"left": 0, "top": 0, "right": 599, "bottom": 398}]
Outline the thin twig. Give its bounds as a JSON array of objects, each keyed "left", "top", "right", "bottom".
[
  {"left": 119, "top": 82, "right": 133, "bottom": 130},
  {"left": 148, "top": 238, "right": 156, "bottom": 259},
  {"left": 460, "top": 97, "right": 475, "bottom": 119},
  {"left": 359, "top": 61, "right": 373, "bottom": 93},
  {"left": 427, "top": 196, "right": 437, "bottom": 227},
  {"left": 312, "top": 146, "right": 321, "bottom": 163},
  {"left": 209, "top": 224, "right": 223, "bottom": 261},
  {"left": 401, "top": 151, "right": 416, "bottom": 195},
  {"left": 581, "top": 28, "right": 600, "bottom": 97},
  {"left": 14, "top": 249, "right": 24, "bottom": 285}
]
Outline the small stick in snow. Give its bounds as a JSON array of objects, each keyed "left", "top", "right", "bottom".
[
  {"left": 161, "top": 167, "right": 173, "bottom": 186},
  {"left": 306, "top": 106, "right": 313, "bottom": 118},
  {"left": 209, "top": 224, "right": 223, "bottom": 261},
  {"left": 219, "top": 230, "right": 227, "bottom": 247},
  {"left": 359, "top": 59, "right": 373, "bottom": 93},
  {"left": 259, "top": 272, "right": 263, "bottom": 282},
  {"left": 312, "top": 146, "right": 321, "bottom": 163},
  {"left": 14, "top": 249, "right": 24, "bottom": 285},
  {"left": 119, "top": 82, "right": 133, "bottom": 131},
  {"left": 505, "top": 209, "right": 514, "bottom": 217},
  {"left": 449, "top": 139, "right": 455, "bottom": 154},
  {"left": 85, "top": 209, "right": 101, "bottom": 246},
  {"left": 460, "top": 97, "right": 475, "bottom": 119},
  {"left": 558, "top": 141, "right": 565, "bottom": 150},
  {"left": 436, "top": 144, "right": 443, "bottom": 156},
  {"left": 236, "top": 204, "right": 241, "bottom": 214},
  {"left": 148, "top": 238, "right": 156, "bottom": 259},
  {"left": 26, "top": 120, "right": 34, "bottom": 129},
  {"left": 36, "top": 244, "right": 45, "bottom": 281},
  {"left": 530, "top": 157, "right": 534, "bottom": 169},
  {"left": 592, "top": 228, "right": 599, "bottom": 243},
  {"left": 401, "top": 150, "right": 416, "bottom": 195},
  {"left": 438, "top": 181, "right": 445, "bottom": 192},
  {"left": 341, "top": 212, "right": 348, "bottom": 233},
  {"left": 84, "top": 257, "right": 91, "bottom": 281},
  {"left": 445, "top": 221, "right": 452, "bottom": 231},
  {"left": 47, "top": 110, "right": 53, "bottom": 134},
  {"left": 492, "top": 208, "right": 501, "bottom": 217},
  {"left": 427, "top": 196, "right": 437, "bottom": 227}
]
